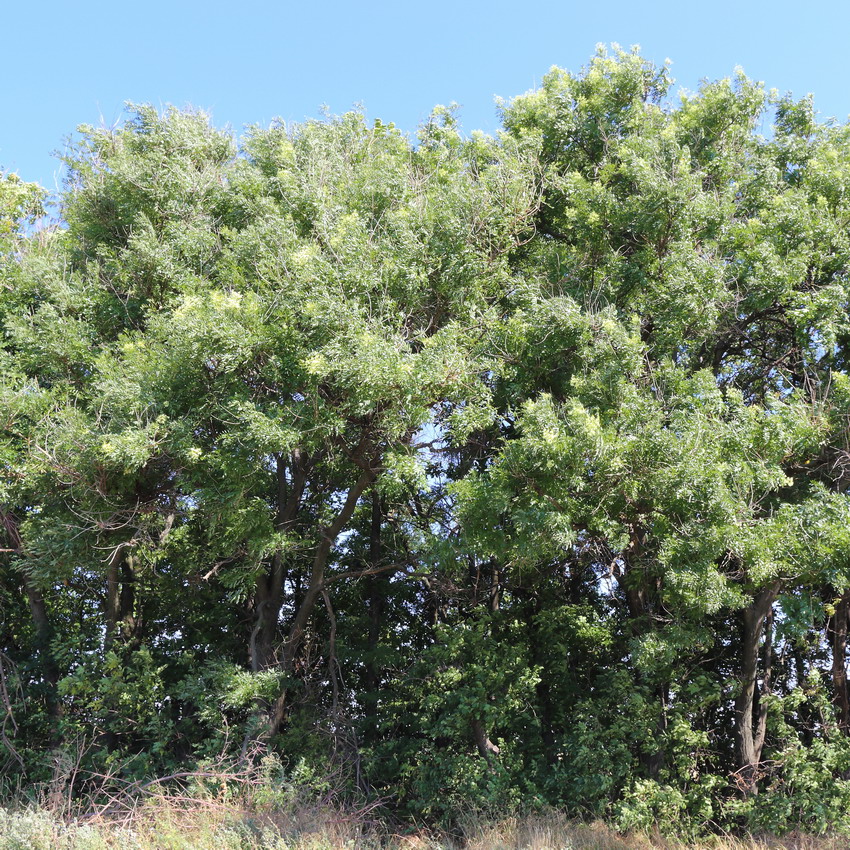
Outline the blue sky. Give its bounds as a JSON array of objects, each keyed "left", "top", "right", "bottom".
[{"left": 2, "top": 0, "right": 848, "bottom": 193}]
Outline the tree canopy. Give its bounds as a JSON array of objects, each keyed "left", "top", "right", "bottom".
[{"left": 4, "top": 47, "right": 850, "bottom": 835}]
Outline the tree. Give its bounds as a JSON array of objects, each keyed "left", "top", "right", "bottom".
[{"left": 4, "top": 49, "right": 850, "bottom": 836}]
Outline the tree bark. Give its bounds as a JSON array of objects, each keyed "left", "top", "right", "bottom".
[
  {"left": 251, "top": 450, "right": 307, "bottom": 672},
  {"left": 467, "top": 559, "right": 504, "bottom": 770},
  {"left": 24, "top": 578, "right": 63, "bottom": 738},
  {"left": 471, "top": 717, "right": 500, "bottom": 767},
  {"left": 734, "top": 580, "right": 780, "bottom": 795},
  {"left": 263, "top": 461, "right": 379, "bottom": 740},
  {"left": 2, "top": 509, "right": 63, "bottom": 740},
  {"left": 488, "top": 558, "right": 501, "bottom": 612},
  {"left": 615, "top": 529, "right": 666, "bottom": 778},
  {"left": 828, "top": 587, "right": 850, "bottom": 732},
  {"left": 104, "top": 545, "right": 136, "bottom": 653},
  {"left": 364, "top": 489, "right": 384, "bottom": 697},
  {"left": 530, "top": 593, "right": 557, "bottom": 766}
]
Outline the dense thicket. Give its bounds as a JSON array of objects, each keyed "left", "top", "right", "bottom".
[{"left": 4, "top": 47, "right": 850, "bottom": 835}]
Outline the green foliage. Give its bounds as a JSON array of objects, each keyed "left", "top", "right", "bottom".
[{"left": 4, "top": 49, "right": 850, "bottom": 838}]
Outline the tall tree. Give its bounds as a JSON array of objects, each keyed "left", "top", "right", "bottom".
[{"left": 5, "top": 50, "right": 850, "bottom": 835}]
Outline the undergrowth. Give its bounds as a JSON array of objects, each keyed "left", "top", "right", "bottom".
[{"left": 0, "top": 757, "right": 847, "bottom": 850}]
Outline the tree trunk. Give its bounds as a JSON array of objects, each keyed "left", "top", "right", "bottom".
[
  {"left": 364, "top": 489, "right": 384, "bottom": 697},
  {"left": 24, "top": 579, "right": 63, "bottom": 740},
  {"left": 488, "top": 558, "right": 501, "bottom": 612},
  {"left": 2, "top": 509, "right": 63, "bottom": 742},
  {"left": 119, "top": 558, "right": 138, "bottom": 645},
  {"left": 734, "top": 580, "right": 780, "bottom": 795},
  {"left": 471, "top": 717, "right": 500, "bottom": 768},
  {"left": 615, "top": 530, "right": 666, "bottom": 778},
  {"left": 467, "top": 559, "right": 504, "bottom": 769},
  {"left": 263, "top": 462, "right": 378, "bottom": 740},
  {"left": 104, "top": 546, "right": 137, "bottom": 653},
  {"left": 251, "top": 451, "right": 306, "bottom": 672},
  {"left": 530, "top": 593, "right": 557, "bottom": 766},
  {"left": 104, "top": 510, "right": 177, "bottom": 655},
  {"left": 828, "top": 587, "right": 850, "bottom": 732}
]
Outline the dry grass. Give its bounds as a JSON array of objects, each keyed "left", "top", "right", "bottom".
[
  {"left": 15, "top": 808, "right": 841, "bottom": 850},
  {"left": 457, "top": 815, "right": 850, "bottom": 850},
  {"left": 2, "top": 805, "right": 849, "bottom": 850},
  {"left": 2, "top": 762, "right": 849, "bottom": 850}
]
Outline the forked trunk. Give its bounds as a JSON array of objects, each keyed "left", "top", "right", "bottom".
[
  {"left": 734, "top": 580, "right": 780, "bottom": 794},
  {"left": 263, "top": 463, "right": 378, "bottom": 740}
]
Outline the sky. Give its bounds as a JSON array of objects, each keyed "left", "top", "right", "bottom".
[{"left": 2, "top": 0, "right": 849, "bottom": 194}]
